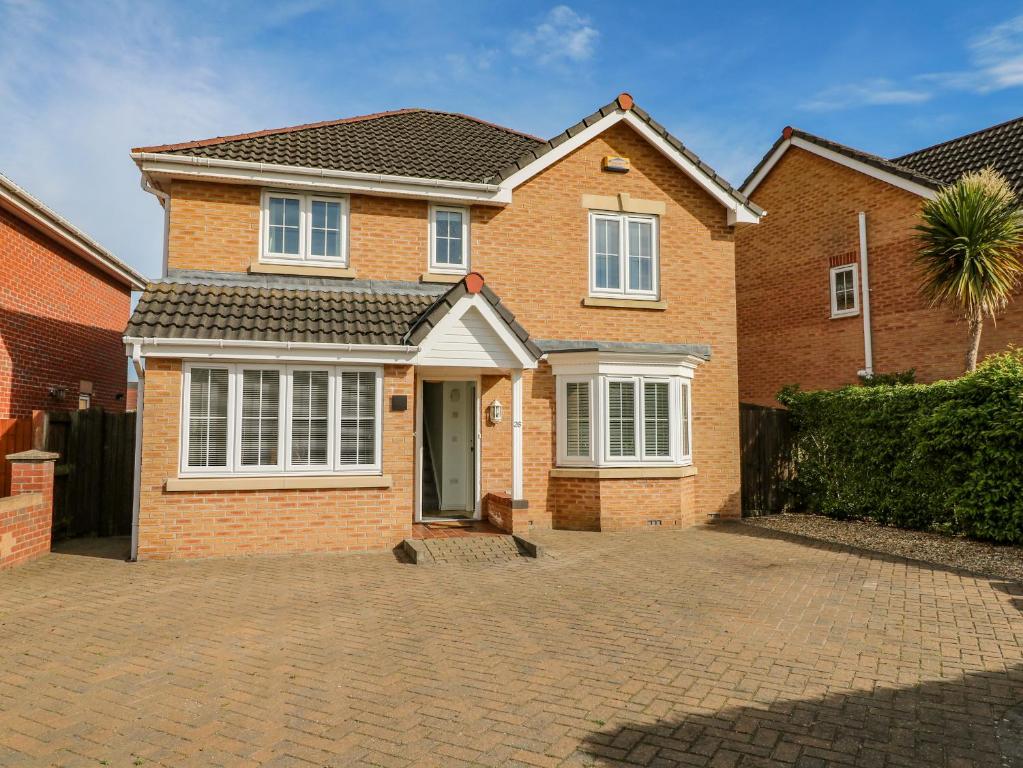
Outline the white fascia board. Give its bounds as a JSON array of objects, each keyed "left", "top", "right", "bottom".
[
  {"left": 413, "top": 294, "right": 539, "bottom": 369},
  {"left": 0, "top": 180, "right": 147, "bottom": 289},
  {"left": 124, "top": 336, "right": 419, "bottom": 365},
  {"left": 133, "top": 153, "right": 512, "bottom": 206},
  {"left": 742, "top": 137, "right": 938, "bottom": 200},
  {"left": 545, "top": 349, "right": 703, "bottom": 378},
  {"left": 499, "top": 110, "right": 761, "bottom": 224}
]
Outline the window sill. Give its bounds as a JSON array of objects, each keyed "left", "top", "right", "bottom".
[
  {"left": 420, "top": 272, "right": 467, "bottom": 284},
  {"left": 582, "top": 297, "right": 668, "bottom": 310},
  {"left": 165, "top": 474, "right": 392, "bottom": 492},
  {"left": 250, "top": 262, "right": 356, "bottom": 279},
  {"left": 830, "top": 310, "right": 860, "bottom": 320},
  {"left": 549, "top": 466, "right": 696, "bottom": 479}
]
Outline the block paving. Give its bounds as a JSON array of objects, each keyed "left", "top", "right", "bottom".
[{"left": 2, "top": 524, "right": 1023, "bottom": 766}]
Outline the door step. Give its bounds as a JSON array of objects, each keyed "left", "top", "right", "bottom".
[{"left": 402, "top": 534, "right": 543, "bottom": 565}]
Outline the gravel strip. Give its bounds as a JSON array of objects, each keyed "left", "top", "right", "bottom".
[{"left": 742, "top": 512, "right": 1023, "bottom": 582}]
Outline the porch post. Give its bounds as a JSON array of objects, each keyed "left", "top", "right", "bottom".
[{"left": 511, "top": 369, "right": 523, "bottom": 501}]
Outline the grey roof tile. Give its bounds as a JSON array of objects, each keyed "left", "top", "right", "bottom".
[
  {"left": 137, "top": 109, "right": 545, "bottom": 185},
  {"left": 893, "top": 115, "right": 1023, "bottom": 195}
]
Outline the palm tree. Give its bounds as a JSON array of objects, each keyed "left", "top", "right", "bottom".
[{"left": 916, "top": 168, "right": 1023, "bottom": 372}]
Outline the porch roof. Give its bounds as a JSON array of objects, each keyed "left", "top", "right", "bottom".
[{"left": 536, "top": 339, "right": 712, "bottom": 361}]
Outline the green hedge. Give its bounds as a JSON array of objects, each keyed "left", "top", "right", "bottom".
[{"left": 779, "top": 350, "right": 1023, "bottom": 543}]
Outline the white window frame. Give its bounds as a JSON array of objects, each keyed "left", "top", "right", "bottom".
[
  {"left": 428, "top": 204, "right": 470, "bottom": 274},
  {"left": 260, "top": 190, "right": 349, "bottom": 267},
  {"left": 180, "top": 363, "right": 382, "bottom": 477},
  {"left": 830, "top": 264, "right": 859, "bottom": 318},
  {"left": 588, "top": 211, "right": 659, "bottom": 300},
  {"left": 235, "top": 367, "right": 285, "bottom": 473},
  {"left": 556, "top": 372, "right": 691, "bottom": 468}
]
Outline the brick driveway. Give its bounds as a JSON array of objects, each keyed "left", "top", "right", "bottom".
[{"left": 3, "top": 525, "right": 1023, "bottom": 767}]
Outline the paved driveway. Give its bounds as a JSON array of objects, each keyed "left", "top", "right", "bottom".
[{"left": 2, "top": 525, "right": 1023, "bottom": 767}]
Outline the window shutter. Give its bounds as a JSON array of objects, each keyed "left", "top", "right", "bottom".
[
  {"left": 291, "top": 370, "right": 330, "bottom": 466},
  {"left": 339, "top": 371, "right": 377, "bottom": 467},
  {"left": 240, "top": 370, "right": 280, "bottom": 467},
  {"left": 188, "top": 368, "right": 229, "bottom": 468},
  {"left": 643, "top": 381, "right": 670, "bottom": 458},
  {"left": 608, "top": 381, "right": 636, "bottom": 458},
  {"left": 565, "top": 382, "right": 590, "bottom": 457}
]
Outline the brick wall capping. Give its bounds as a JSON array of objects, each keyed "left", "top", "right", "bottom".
[
  {"left": 549, "top": 466, "right": 697, "bottom": 480},
  {"left": 165, "top": 474, "right": 393, "bottom": 492},
  {"left": 0, "top": 493, "right": 44, "bottom": 514},
  {"left": 6, "top": 450, "right": 60, "bottom": 463}
]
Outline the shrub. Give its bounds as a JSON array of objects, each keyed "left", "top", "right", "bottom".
[
  {"left": 858, "top": 369, "right": 916, "bottom": 386},
  {"left": 779, "top": 350, "right": 1023, "bottom": 543}
]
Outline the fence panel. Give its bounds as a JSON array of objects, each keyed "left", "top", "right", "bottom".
[
  {"left": 739, "top": 403, "right": 795, "bottom": 517},
  {"left": 0, "top": 416, "right": 33, "bottom": 496},
  {"left": 46, "top": 408, "right": 135, "bottom": 540}
]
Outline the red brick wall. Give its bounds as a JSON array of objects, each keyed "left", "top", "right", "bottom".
[
  {"left": 0, "top": 207, "right": 132, "bottom": 417},
  {"left": 550, "top": 475, "right": 697, "bottom": 531},
  {"left": 0, "top": 457, "right": 55, "bottom": 570},
  {"left": 735, "top": 146, "right": 1023, "bottom": 406}
]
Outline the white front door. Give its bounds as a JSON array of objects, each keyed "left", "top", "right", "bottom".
[{"left": 439, "top": 381, "right": 474, "bottom": 512}]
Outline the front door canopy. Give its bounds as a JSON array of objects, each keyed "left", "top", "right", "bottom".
[{"left": 407, "top": 273, "right": 540, "bottom": 369}]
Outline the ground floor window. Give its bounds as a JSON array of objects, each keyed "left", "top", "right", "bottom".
[
  {"left": 181, "top": 363, "right": 382, "bottom": 475},
  {"left": 556, "top": 373, "right": 692, "bottom": 467}
]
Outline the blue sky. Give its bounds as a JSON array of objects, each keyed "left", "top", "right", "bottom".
[{"left": 2, "top": 0, "right": 1023, "bottom": 280}]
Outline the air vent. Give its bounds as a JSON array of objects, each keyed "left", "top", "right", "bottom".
[{"left": 647, "top": 519, "right": 662, "bottom": 526}]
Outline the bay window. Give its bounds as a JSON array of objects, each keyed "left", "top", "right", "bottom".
[
  {"left": 262, "top": 191, "right": 348, "bottom": 266},
  {"left": 556, "top": 373, "right": 692, "bottom": 467},
  {"left": 181, "top": 364, "right": 382, "bottom": 475},
  {"left": 589, "top": 211, "right": 658, "bottom": 299}
]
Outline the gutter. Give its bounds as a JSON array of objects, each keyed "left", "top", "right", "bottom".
[
  {"left": 857, "top": 212, "right": 874, "bottom": 378},
  {"left": 132, "top": 152, "right": 505, "bottom": 195},
  {"left": 123, "top": 336, "right": 419, "bottom": 354},
  {"left": 129, "top": 343, "right": 144, "bottom": 562}
]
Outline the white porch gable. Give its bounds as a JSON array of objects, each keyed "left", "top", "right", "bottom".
[{"left": 413, "top": 293, "right": 538, "bottom": 369}]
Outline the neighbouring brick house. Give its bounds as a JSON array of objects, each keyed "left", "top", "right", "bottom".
[
  {"left": 125, "top": 93, "right": 763, "bottom": 560},
  {"left": 735, "top": 116, "right": 1023, "bottom": 406},
  {"left": 0, "top": 172, "right": 146, "bottom": 417}
]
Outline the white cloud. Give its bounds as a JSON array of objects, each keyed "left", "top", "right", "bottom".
[
  {"left": 800, "top": 78, "right": 932, "bottom": 112},
  {"left": 0, "top": 1, "right": 295, "bottom": 280},
  {"left": 799, "top": 12, "right": 1023, "bottom": 112},
  {"left": 511, "top": 5, "right": 599, "bottom": 64}
]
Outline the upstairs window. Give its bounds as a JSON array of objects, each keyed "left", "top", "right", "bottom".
[
  {"left": 830, "top": 264, "right": 859, "bottom": 318},
  {"left": 262, "top": 191, "right": 348, "bottom": 266},
  {"left": 429, "top": 205, "right": 469, "bottom": 274},
  {"left": 590, "top": 212, "right": 659, "bottom": 299}
]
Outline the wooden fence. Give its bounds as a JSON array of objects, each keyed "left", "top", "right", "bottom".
[
  {"left": 0, "top": 416, "right": 33, "bottom": 496},
  {"left": 739, "top": 403, "right": 795, "bottom": 517},
  {"left": 44, "top": 408, "right": 136, "bottom": 540}
]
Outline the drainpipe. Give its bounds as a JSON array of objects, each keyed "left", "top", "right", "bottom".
[
  {"left": 140, "top": 174, "right": 171, "bottom": 278},
  {"left": 857, "top": 212, "right": 874, "bottom": 378},
  {"left": 129, "top": 343, "right": 144, "bottom": 562}
]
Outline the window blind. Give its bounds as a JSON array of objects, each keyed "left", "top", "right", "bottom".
[
  {"left": 643, "top": 381, "right": 670, "bottom": 457},
  {"left": 188, "top": 368, "right": 229, "bottom": 467},
  {"left": 240, "top": 370, "right": 280, "bottom": 467},
  {"left": 291, "top": 370, "right": 329, "bottom": 466},
  {"left": 607, "top": 381, "right": 636, "bottom": 458},
  {"left": 339, "top": 371, "right": 376, "bottom": 466}
]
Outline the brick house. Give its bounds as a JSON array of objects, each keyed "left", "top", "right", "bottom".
[
  {"left": 1, "top": 172, "right": 146, "bottom": 418},
  {"left": 735, "top": 116, "right": 1023, "bottom": 406},
  {"left": 125, "top": 93, "right": 763, "bottom": 560}
]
